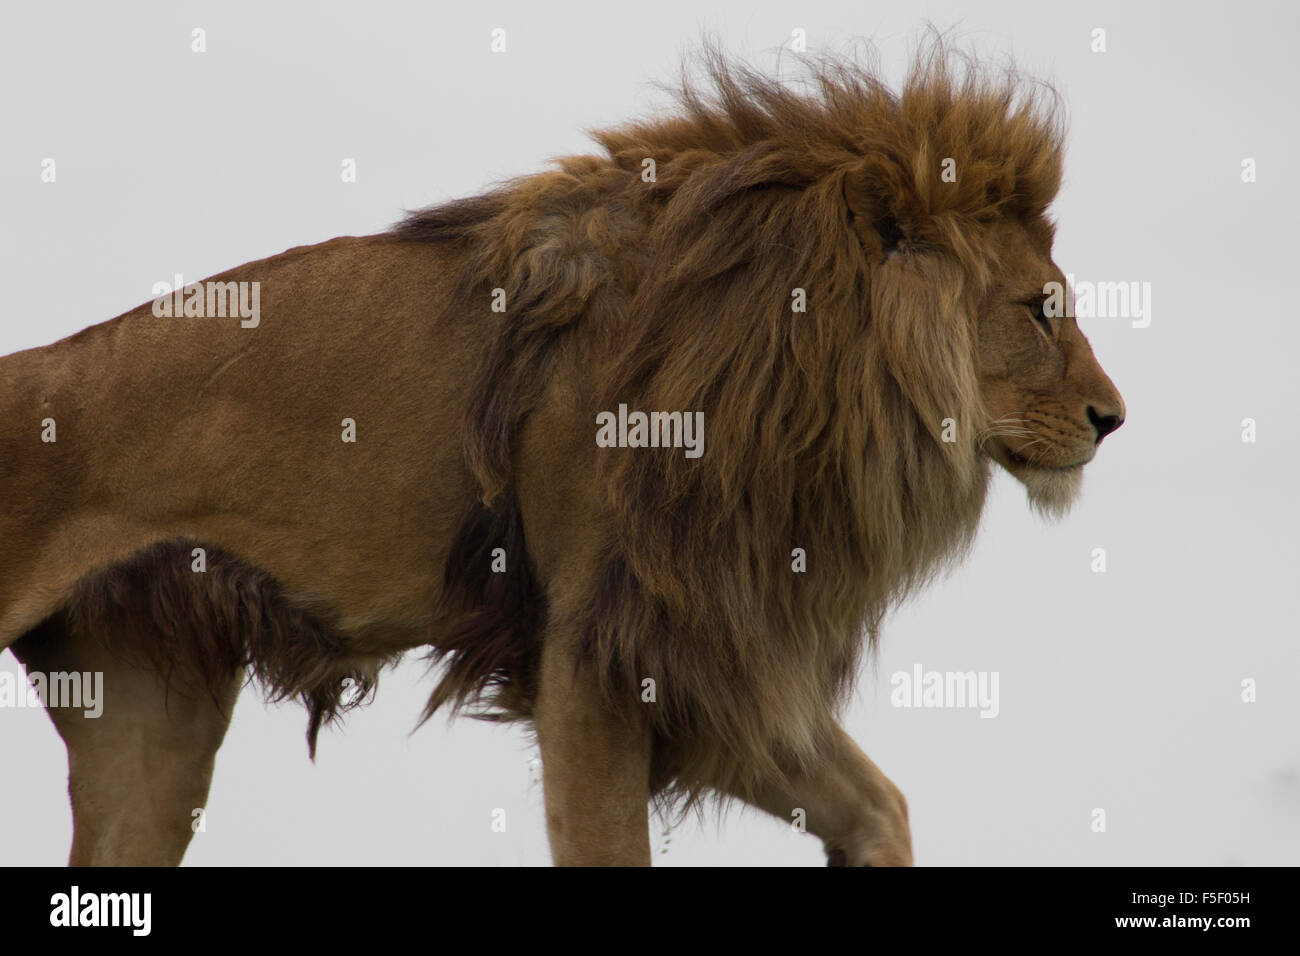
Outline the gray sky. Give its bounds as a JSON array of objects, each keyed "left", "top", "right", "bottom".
[{"left": 2, "top": 0, "right": 1297, "bottom": 865}]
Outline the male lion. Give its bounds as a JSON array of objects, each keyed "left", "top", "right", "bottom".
[{"left": 1, "top": 46, "right": 1123, "bottom": 866}]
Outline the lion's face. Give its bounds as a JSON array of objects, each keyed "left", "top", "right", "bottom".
[{"left": 975, "top": 220, "right": 1125, "bottom": 516}]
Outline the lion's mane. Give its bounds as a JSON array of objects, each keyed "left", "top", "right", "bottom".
[{"left": 397, "top": 42, "right": 1064, "bottom": 802}]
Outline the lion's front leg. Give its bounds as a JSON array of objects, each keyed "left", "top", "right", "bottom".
[
  {"left": 534, "top": 621, "right": 652, "bottom": 866},
  {"left": 735, "top": 724, "right": 913, "bottom": 866}
]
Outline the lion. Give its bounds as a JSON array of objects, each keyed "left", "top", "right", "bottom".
[{"left": 0, "top": 44, "right": 1123, "bottom": 866}]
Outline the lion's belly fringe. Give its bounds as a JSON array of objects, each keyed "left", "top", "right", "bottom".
[{"left": 56, "top": 540, "right": 392, "bottom": 757}]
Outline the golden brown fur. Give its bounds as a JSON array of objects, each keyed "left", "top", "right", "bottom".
[{"left": 0, "top": 42, "right": 1122, "bottom": 865}]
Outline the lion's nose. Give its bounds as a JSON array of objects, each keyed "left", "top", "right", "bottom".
[{"left": 1087, "top": 405, "right": 1124, "bottom": 443}]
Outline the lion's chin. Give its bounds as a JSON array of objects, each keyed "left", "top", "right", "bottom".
[{"left": 1014, "top": 463, "right": 1084, "bottom": 521}]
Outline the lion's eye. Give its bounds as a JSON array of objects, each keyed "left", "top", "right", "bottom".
[{"left": 1025, "top": 300, "right": 1050, "bottom": 330}]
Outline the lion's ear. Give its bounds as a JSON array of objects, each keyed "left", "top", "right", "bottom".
[{"left": 843, "top": 155, "right": 914, "bottom": 263}]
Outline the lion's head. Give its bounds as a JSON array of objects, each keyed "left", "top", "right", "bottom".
[
  {"left": 974, "top": 220, "right": 1125, "bottom": 515},
  {"left": 834, "top": 64, "right": 1125, "bottom": 523}
]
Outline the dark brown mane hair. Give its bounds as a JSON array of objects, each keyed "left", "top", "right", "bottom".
[{"left": 397, "top": 40, "right": 1065, "bottom": 803}]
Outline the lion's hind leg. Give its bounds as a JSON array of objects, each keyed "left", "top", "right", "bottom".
[
  {"left": 10, "top": 539, "right": 370, "bottom": 866},
  {"left": 11, "top": 613, "right": 240, "bottom": 866}
]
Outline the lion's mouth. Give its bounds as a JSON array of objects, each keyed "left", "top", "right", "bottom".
[
  {"left": 1004, "top": 447, "right": 1032, "bottom": 467},
  {"left": 998, "top": 442, "right": 1091, "bottom": 472},
  {"left": 993, "top": 439, "right": 1097, "bottom": 473}
]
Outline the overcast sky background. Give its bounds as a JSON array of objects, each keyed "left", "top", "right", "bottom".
[{"left": 2, "top": 0, "right": 1297, "bottom": 866}]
